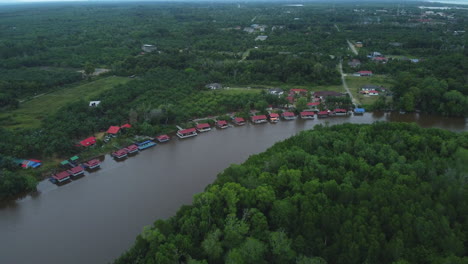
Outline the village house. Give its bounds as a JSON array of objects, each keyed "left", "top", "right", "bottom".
[
  {"left": 355, "top": 70, "right": 373, "bottom": 77},
  {"left": 361, "top": 84, "right": 381, "bottom": 91},
  {"left": 289, "top": 88, "right": 308, "bottom": 97},
  {"left": 355, "top": 41, "right": 363, "bottom": 48},
  {"left": 255, "top": 35, "right": 268, "bottom": 41},
  {"left": 141, "top": 44, "right": 157, "bottom": 53},
  {"left": 348, "top": 59, "right": 361, "bottom": 68},
  {"left": 205, "top": 83, "right": 222, "bottom": 90},
  {"left": 268, "top": 88, "right": 284, "bottom": 96}
]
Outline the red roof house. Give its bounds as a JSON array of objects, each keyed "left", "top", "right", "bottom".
[
  {"left": 251, "top": 115, "right": 267, "bottom": 123},
  {"left": 107, "top": 126, "right": 121, "bottom": 134},
  {"left": 68, "top": 166, "right": 84, "bottom": 176},
  {"left": 120, "top": 123, "right": 132, "bottom": 129},
  {"left": 216, "top": 120, "right": 228, "bottom": 128},
  {"left": 53, "top": 171, "right": 71, "bottom": 182},
  {"left": 80, "top": 137, "right": 96, "bottom": 147},
  {"left": 358, "top": 71, "right": 373, "bottom": 76},
  {"left": 234, "top": 117, "right": 245, "bottom": 125},
  {"left": 307, "top": 102, "right": 321, "bottom": 107},
  {"left": 290, "top": 88, "right": 308, "bottom": 95}
]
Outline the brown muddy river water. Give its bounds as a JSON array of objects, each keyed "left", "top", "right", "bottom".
[{"left": 0, "top": 112, "right": 466, "bottom": 264}]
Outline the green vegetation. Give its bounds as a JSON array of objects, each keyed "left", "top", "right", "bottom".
[
  {"left": 116, "top": 122, "right": 468, "bottom": 264},
  {"left": 0, "top": 76, "right": 130, "bottom": 129},
  {"left": 0, "top": 1, "right": 466, "bottom": 204},
  {"left": 345, "top": 75, "right": 394, "bottom": 106}
]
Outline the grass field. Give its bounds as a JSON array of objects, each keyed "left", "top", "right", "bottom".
[
  {"left": 345, "top": 75, "right": 394, "bottom": 105},
  {"left": 0, "top": 76, "right": 130, "bottom": 129}
]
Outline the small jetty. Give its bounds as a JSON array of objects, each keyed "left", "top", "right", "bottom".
[
  {"left": 51, "top": 171, "right": 71, "bottom": 184},
  {"left": 282, "top": 112, "right": 296, "bottom": 120},
  {"left": 216, "top": 120, "right": 228, "bottom": 129},
  {"left": 112, "top": 149, "right": 128, "bottom": 159},
  {"left": 196, "top": 123, "right": 211, "bottom": 132},
  {"left": 177, "top": 128, "right": 198, "bottom": 138},
  {"left": 233, "top": 117, "right": 245, "bottom": 126},
  {"left": 334, "top": 109, "right": 348, "bottom": 116},
  {"left": 251, "top": 115, "right": 267, "bottom": 124},
  {"left": 300, "top": 111, "right": 315, "bottom": 119},
  {"left": 136, "top": 140, "right": 156, "bottom": 150},
  {"left": 354, "top": 108, "right": 365, "bottom": 115},
  {"left": 156, "top": 134, "right": 170, "bottom": 143},
  {"left": 269, "top": 113, "right": 280, "bottom": 123},
  {"left": 68, "top": 166, "right": 85, "bottom": 177},
  {"left": 317, "top": 111, "right": 329, "bottom": 118},
  {"left": 83, "top": 159, "right": 101, "bottom": 170}
]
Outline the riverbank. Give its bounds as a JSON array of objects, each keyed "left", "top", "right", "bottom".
[{"left": 0, "top": 112, "right": 466, "bottom": 264}]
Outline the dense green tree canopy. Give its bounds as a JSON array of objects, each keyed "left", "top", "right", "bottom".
[{"left": 116, "top": 123, "right": 468, "bottom": 264}]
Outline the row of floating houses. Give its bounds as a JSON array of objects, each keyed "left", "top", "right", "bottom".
[{"left": 51, "top": 107, "right": 365, "bottom": 184}]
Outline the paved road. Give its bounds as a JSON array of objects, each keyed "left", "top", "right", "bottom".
[
  {"left": 347, "top": 39, "right": 358, "bottom": 55},
  {"left": 339, "top": 61, "right": 358, "bottom": 107}
]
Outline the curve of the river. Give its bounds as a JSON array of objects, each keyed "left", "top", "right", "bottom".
[{"left": 0, "top": 112, "right": 466, "bottom": 264}]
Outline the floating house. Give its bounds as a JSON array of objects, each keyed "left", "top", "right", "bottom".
[
  {"left": 136, "top": 140, "right": 156, "bottom": 150},
  {"left": 83, "top": 159, "right": 101, "bottom": 170},
  {"left": 112, "top": 149, "right": 128, "bottom": 159},
  {"left": 68, "top": 166, "right": 85, "bottom": 177},
  {"left": 233, "top": 117, "right": 246, "bottom": 126},
  {"left": 156, "top": 135, "right": 170, "bottom": 143},
  {"left": 52, "top": 171, "right": 71, "bottom": 183},
  {"left": 282, "top": 112, "right": 296, "bottom": 120},
  {"left": 269, "top": 113, "right": 280, "bottom": 123},
  {"left": 216, "top": 120, "right": 229, "bottom": 129},
  {"left": 251, "top": 115, "right": 267, "bottom": 124},
  {"left": 125, "top": 144, "right": 140, "bottom": 154},
  {"left": 317, "top": 111, "right": 329, "bottom": 118},
  {"left": 300, "top": 111, "right": 315, "bottom": 119},
  {"left": 334, "top": 109, "right": 348, "bottom": 116},
  {"left": 177, "top": 128, "right": 198, "bottom": 138},
  {"left": 196, "top": 123, "right": 211, "bottom": 132},
  {"left": 354, "top": 108, "right": 365, "bottom": 115}
]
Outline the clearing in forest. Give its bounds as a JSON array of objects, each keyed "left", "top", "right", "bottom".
[{"left": 0, "top": 76, "right": 130, "bottom": 129}]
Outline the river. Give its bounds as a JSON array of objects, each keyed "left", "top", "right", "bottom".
[{"left": 0, "top": 112, "right": 466, "bottom": 264}]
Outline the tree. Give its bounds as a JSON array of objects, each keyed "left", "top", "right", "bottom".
[
  {"left": 84, "top": 62, "right": 95, "bottom": 76},
  {"left": 295, "top": 97, "right": 308, "bottom": 112}
]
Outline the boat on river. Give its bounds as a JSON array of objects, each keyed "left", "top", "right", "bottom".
[
  {"left": 136, "top": 140, "right": 156, "bottom": 150},
  {"left": 354, "top": 108, "right": 365, "bottom": 115}
]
